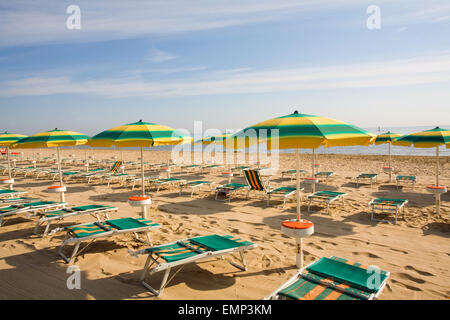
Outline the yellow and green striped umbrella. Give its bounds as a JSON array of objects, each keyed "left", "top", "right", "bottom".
[
  {"left": 11, "top": 129, "right": 89, "bottom": 187},
  {"left": 225, "top": 111, "right": 375, "bottom": 268},
  {"left": 89, "top": 120, "right": 185, "bottom": 213},
  {"left": 193, "top": 134, "right": 231, "bottom": 145},
  {"left": 0, "top": 132, "right": 27, "bottom": 184},
  {"left": 374, "top": 131, "right": 403, "bottom": 182},
  {"left": 226, "top": 111, "right": 375, "bottom": 150},
  {"left": 89, "top": 120, "right": 184, "bottom": 148},
  {"left": 393, "top": 127, "right": 450, "bottom": 214}
]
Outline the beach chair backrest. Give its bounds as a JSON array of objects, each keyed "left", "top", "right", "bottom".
[
  {"left": 243, "top": 169, "right": 265, "bottom": 191},
  {"left": 110, "top": 161, "right": 122, "bottom": 173}
]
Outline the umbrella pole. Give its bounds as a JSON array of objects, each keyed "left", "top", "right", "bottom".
[
  {"left": 388, "top": 142, "right": 392, "bottom": 182},
  {"left": 296, "top": 148, "right": 301, "bottom": 221},
  {"left": 57, "top": 146, "right": 65, "bottom": 203},
  {"left": 141, "top": 146, "right": 147, "bottom": 219},
  {"left": 436, "top": 146, "right": 440, "bottom": 214},
  {"left": 296, "top": 148, "right": 303, "bottom": 268},
  {"left": 7, "top": 146, "right": 12, "bottom": 190}
]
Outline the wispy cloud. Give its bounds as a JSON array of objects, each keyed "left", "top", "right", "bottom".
[
  {"left": 1, "top": 1, "right": 449, "bottom": 47},
  {"left": 2, "top": 52, "right": 450, "bottom": 98},
  {"left": 145, "top": 49, "right": 177, "bottom": 63}
]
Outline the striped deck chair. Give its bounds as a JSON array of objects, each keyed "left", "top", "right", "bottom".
[
  {"left": 58, "top": 217, "right": 161, "bottom": 264},
  {"left": 314, "top": 171, "right": 335, "bottom": 184},
  {"left": 130, "top": 234, "right": 257, "bottom": 296},
  {"left": 243, "top": 169, "right": 298, "bottom": 207},
  {"left": 0, "top": 201, "right": 66, "bottom": 227},
  {"left": 281, "top": 169, "right": 306, "bottom": 181},
  {"left": 368, "top": 198, "right": 408, "bottom": 224},
  {"left": 179, "top": 180, "right": 215, "bottom": 197},
  {"left": 231, "top": 165, "right": 250, "bottom": 176},
  {"left": 0, "top": 189, "right": 27, "bottom": 199},
  {"left": 34, "top": 204, "right": 118, "bottom": 236},
  {"left": 395, "top": 175, "right": 416, "bottom": 190},
  {"left": 265, "top": 256, "right": 390, "bottom": 300},
  {"left": 307, "top": 190, "right": 347, "bottom": 215},
  {"left": 356, "top": 173, "right": 378, "bottom": 187}
]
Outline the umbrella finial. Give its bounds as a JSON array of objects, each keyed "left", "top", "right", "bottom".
[
  {"left": 139, "top": 120, "right": 142, "bottom": 122},
  {"left": 293, "top": 110, "right": 299, "bottom": 114}
]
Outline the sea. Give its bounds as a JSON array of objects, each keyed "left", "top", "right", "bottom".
[{"left": 66, "top": 126, "right": 450, "bottom": 157}]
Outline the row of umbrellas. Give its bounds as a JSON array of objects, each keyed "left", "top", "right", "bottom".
[{"left": 1, "top": 115, "right": 449, "bottom": 216}]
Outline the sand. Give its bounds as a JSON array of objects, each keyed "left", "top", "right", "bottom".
[{"left": 0, "top": 149, "right": 449, "bottom": 300}]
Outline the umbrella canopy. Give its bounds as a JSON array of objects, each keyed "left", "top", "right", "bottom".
[
  {"left": 226, "top": 111, "right": 375, "bottom": 149},
  {"left": 11, "top": 129, "right": 89, "bottom": 186},
  {"left": 393, "top": 126, "right": 449, "bottom": 214},
  {"left": 374, "top": 131, "right": 403, "bottom": 182},
  {"left": 393, "top": 127, "right": 450, "bottom": 148},
  {"left": 194, "top": 134, "right": 231, "bottom": 145},
  {"left": 89, "top": 120, "right": 184, "bottom": 217},
  {"left": 89, "top": 120, "right": 184, "bottom": 148},
  {"left": 0, "top": 132, "right": 27, "bottom": 184},
  {"left": 374, "top": 131, "right": 403, "bottom": 145}
]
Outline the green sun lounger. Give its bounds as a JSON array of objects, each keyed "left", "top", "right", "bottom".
[
  {"left": 368, "top": 198, "right": 408, "bottom": 224},
  {"left": 395, "top": 175, "right": 416, "bottom": 190},
  {"left": 0, "top": 197, "right": 39, "bottom": 205},
  {"left": 0, "top": 200, "right": 66, "bottom": 226},
  {"left": 265, "top": 256, "right": 390, "bottom": 300},
  {"left": 0, "top": 189, "right": 27, "bottom": 199},
  {"left": 282, "top": 169, "right": 306, "bottom": 180},
  {"left": 148, "top": 177, "right": 187, "bottom": 192},
  {"left": 34, "top": 204, "right": 119, "bottom": 236},
  {"left": 58, "top": 217, "right": 161, "bottom": 264},
  {"left": 215, "top": 183, "right": 249, "bottom": 202},
  {"left": 130, "top": 234, "right": 257, "bottom": 296},
  {"left": 307, "top": 190, "right": 347, "bottom": 214},
  {"left": 179, "top": 180, "right": 215, "bottom": 197},
  {"left": 314, "top": 171, "right": 335, "bottom": 183},
  {"left": 356, "top": 173, "right": 378, "bottom": 187}
]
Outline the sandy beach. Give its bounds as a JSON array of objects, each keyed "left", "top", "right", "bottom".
[{"left": 0, "top": 149, "right": 449, "bottom": 300}]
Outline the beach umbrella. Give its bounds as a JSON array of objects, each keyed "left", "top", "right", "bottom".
[
  {"left": 11, "top": 129, "right": 89, "bottom": 190},
  {"left": 89, "top": 120, "right": 184, "bottom": 217},
  {"left": 226, "top": 111, "right": 375, "bottom": 267},
  {"left": 393, "top": 126, "right": 450, "bottom": 214},
  {"left": 374, "top": 131, "right": 403, "bottom": 181},
  {"left": 0, "top": 132, "right": 27, "bottom": 189}
]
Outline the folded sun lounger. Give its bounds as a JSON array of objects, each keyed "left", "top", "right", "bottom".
[
  {"left": 356, "top": 173, "right": 378, "bottom": 187},
  {"left": 34, "top": 204, "right": 119, "bottom": 236},
  {"left": 395, "top": 175, "right": 416, "bottom": 190},
  {"left": 307, "top": 190, "right": 347, "bottom": 215},
  {"left": 58, "top": 217, "right": 161, "bottom": 264},
  {"left": 179, "top": 180, "right": 215, "bottom": 197},
  {"left": 0, "top": 200, "right": 66, "bottom": 226},
  {"left": 368, "top": 198, "right": 408, "bottom": 224},
  {"left": 265, "top": 256, "right": 390, "bottom": 300},
  {"left": 130, "top": 234, "right": 257, "bottom": 296}
]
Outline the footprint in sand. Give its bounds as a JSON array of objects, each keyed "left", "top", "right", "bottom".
[
  {"left": 405, "top": 266, "right": 434, "bottom": 277},
  {"left": 390, "top": 279, "right": 422, "bottom": 292},
  {"left": 353, "top": 252, "right": 381, "bottom": 259},
  {"left": 390, "top": 248, "right": 409, "bottom": 254},
  {"left": 396, "top": 272, "right": 426, "bottom": 284}
]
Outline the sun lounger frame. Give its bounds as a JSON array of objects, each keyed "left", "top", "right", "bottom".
[
  {"left": 307, "top": 191, "right": 347, "bottom": 215},
  {"left": 34, "top": 205, "right": 119, "bottom": 236},
  {"left": 368, "top": 198, "right": 408, "bottom": 224},
  {"left": 132, "top": 237, "right": 257, "bottom": 296},
  {"left": 0, "top": 201, "right": 66, "bottom": 226},
  {"left": 58, "top": 218, "right": 160, "bottom": 264},
  {"left": 179, "top": 181, "right": 216, "bottom": 197}
]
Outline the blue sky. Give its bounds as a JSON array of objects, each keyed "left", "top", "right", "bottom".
[{"left": 1, "top": 0, "right": 450, "bottom": 136}]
